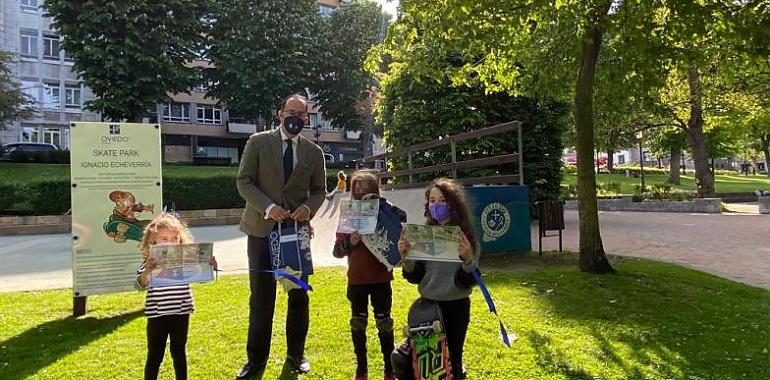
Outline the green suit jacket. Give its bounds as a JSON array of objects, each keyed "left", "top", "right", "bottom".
[{"left": 236, "top": 129, "right": 327, "bottom": 237}]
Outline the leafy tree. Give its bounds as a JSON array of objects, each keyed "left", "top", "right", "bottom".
[
  {"left": 206, "top": 0, "right": 323, "bottom": 124},
  {"left": 314, "top": 0, "right": 388, "bottom": 131},
  {"left": 375, "top": 70, "right": 568, "bottom": 205},
  {"left": 649, "top": 127, "right": 688, "bottom": 184},
  {"left": 0, "top": 52, "right": 35, "bottom": 130},
  {"left": 371, "top": 0, "right": 768, "bottom": 272},
  {"left": 44, "top": 0, "right": 208, "bottom": 121}
]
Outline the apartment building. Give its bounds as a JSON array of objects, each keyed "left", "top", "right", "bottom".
[{"left": 2, "top": 0, "right": 364, "bottom": 166}]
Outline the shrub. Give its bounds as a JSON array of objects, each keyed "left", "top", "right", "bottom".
[
  {"left": 633, "top": 184, "right": 695, "bottom": 202},
  {"left": 0, "top": 183, "right": 19, "bottom": 211},
  {"left": 25, "top": 180, "right": 71, "bottom": 214},
  {"left": 561, "top": 184, "right": 577, "bottom": 199},
  {"left": 563, "top": 163, "right": 577, "bottom": 174},
  {"left": 614, "top": 165, "right": 669, "bottom": 175},
  {"left": 163, "top": 176, "right": 245, "bottom": 210},
  {"left": 597, "top": 182, "right": 621, "bottom": 196}
]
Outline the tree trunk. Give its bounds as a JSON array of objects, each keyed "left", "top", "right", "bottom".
[
  {"left": 684, "top": 66, "right": 715, "bottom": 198},
  {"left": 574, "top": 1, "right": 614, "bottom": 274},
  {"left": 362, "top": 111, "right": 374, "bottom": 158},
  {"left": 668, "top": 146, "right": 681, "bottom": 185},
  {"left": 763, "top": 146, "right": 770, "bottom": 177},
  {"left": 606, "top": 149, "right": 614, "bottom": 173}
]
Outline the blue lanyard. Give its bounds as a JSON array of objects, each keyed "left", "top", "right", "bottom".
[{"left": 473, "top": 268, "right": 513, "bottom": 347}]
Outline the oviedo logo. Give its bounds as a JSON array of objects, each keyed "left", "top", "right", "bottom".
[{"left": 481, "top": 202, "right": 510, "bottom": 242}]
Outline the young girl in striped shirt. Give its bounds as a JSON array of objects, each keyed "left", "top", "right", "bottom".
[{"left": 135, "top": 213, "right": 217, "bottom": 380}]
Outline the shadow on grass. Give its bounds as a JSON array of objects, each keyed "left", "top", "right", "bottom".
[
  {"left": 526, "top": 331, "right": 598, "bottom": 380},
  {"left": 0, "top": 311, "right": 142, "bottom": 380},
  {"left": 479, "top": 253, "right": 770, "bottom": 379},
  {"left": 277, "top": 360, "right": 299, "bottom": 380}
]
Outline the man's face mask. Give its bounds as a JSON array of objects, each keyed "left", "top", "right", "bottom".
[{"left": 283, "top": 114, "right": 305, "bottom": 135}]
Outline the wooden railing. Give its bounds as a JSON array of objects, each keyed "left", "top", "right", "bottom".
[{"left": 355, "top": 121, "right": 523, "bottom": 189}]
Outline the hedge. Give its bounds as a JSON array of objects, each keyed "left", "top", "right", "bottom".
[{"left": 1, "top": 173, "right": 340, "bottom": 215}]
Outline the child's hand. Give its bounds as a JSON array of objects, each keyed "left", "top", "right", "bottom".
[
  {"left": 145, "top": 257, "right": 157, "bottom": 270},
  {"left": 459, "top": 233, "right": 473, "bottom": 265},
  {"left": 398, "top": 229, "right": 411, "bottom": 258},
  {"left": 361, "top": 193, "right": 379, "bottom": 201},
  {"left": 350, "top": 231, "right": 361, "bottom": 245},
  {"left": 209, "top": 256, "right": 218, "bottom": 271}
]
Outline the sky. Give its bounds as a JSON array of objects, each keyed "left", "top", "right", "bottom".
[{"left": 376, "top": 0, "right": 399, "bottom": 19}]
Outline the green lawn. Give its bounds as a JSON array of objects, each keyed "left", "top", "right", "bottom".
[
  {"left": 562, "top": 173, "right": 770, "bottom": 194},
  {"left": 2, "top": 254, "right": 769, "bottom": 379}
]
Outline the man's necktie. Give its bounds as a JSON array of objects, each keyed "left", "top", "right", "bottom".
[{"left": 283, "top": 139, "right": 293, "bottom": 184}]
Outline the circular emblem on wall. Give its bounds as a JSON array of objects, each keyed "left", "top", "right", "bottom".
[{"left": 481, "top": 202, "right": 510, "bottom": 241}]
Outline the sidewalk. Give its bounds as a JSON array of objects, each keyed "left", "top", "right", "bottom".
[
  {"left": 4, "top": 208, "right": 770, "bottom": 292},
  {"left": 0, "top": 224, "right": 346, "bottom": 293}
]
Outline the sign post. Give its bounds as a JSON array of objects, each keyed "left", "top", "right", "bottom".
[{"left": 69, "top": 122, "right": 162, "bottom": 316}]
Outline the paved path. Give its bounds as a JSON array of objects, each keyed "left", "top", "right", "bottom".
[
  {"left": 534, "top": 210, "right": 770, "bottom": 290},
  {"left": 2, "top": 206, "right": 769, "bottom": 292}
]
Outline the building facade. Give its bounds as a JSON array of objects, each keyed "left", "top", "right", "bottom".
[
  {"left": 2, "top": 0, "right": 364, "bottom": 166},
  {"left": 0, "top": 0, "right": 99, "bottom": 149}
]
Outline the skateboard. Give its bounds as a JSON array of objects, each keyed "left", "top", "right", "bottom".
[{"left": 403, "top": 298, "right": 453, "bottom": 380}]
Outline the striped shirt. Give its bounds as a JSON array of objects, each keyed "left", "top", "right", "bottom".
[{"left": 134, "top": 261, "right": 195, "bottom": 318}]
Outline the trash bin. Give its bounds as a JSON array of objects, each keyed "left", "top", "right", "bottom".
[{"left": 466, "top": 185, "right": 531, "bottom": 253}]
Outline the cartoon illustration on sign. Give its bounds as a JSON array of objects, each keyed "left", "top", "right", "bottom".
[{"left": 103, "top": 190, "right": 155, "bottom": 243}]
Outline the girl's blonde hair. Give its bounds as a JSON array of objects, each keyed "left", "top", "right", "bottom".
[{"left": 139, "top": 213, "right": 193, "bottom": 257}]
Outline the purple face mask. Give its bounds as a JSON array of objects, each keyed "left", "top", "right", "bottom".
[{"left": 429, "top": 202, "right": 451, "bottom": 224}]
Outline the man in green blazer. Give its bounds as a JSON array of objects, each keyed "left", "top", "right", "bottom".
[{"left": 235, "top": 94, "right": 326, "bottom": 379}]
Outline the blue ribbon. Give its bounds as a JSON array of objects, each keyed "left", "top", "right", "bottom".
[
  {"left": 269, "top": 269, "right": 313, "bottom": 292},
  {"left": 473, "top": 269, "right": 512, "bottom": 347},
  {"left": 214, "top": 268, "right": 313, "bottom": 292}
]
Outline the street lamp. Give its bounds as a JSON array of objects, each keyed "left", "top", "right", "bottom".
[{"left": 636, "top": 130, "right": 645, "bottom": 191}]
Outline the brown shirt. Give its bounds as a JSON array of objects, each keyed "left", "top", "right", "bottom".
[{"left": 334, "top": 233, "right": 393, "bottom": 285}]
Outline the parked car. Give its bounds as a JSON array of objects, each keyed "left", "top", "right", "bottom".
[
  {"left": 1, "top": 142, "right": 58, "bottom": 160},
  {"left": 323, "top": 153, "right": 334, "bottom": 163}
]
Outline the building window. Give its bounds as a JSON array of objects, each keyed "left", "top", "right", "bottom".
[
  {"left": 20, "top": 80, "right": 38, "bottom": 105},
  {"left": 197, "top": 105, "right": 222, "bottom": 124},
  {"left": 20, "top": 30, "right": 38, "bottom": 58},
  {"left": 618, "top": 155, "right": 625, "bottom": 165},
  {"left": 42, "top": 81, "right": 61, "bottom": 109},
  {"left": 63, "top": 49, "right": 75, "bottom": 62},
  {"left": 21, "top": 0, "right": 38, "bottom": 11},
  {"left": 319, "top": 4, "right": 335, "bottom": 18},
  {"left": 197, "top": 146, "right": 239, "bottom": 164},
  {"left": 163, "top": 103, "right": 190, "bottom": 122},
  {"left": 43, "top": 128, "right": 61, "bottom": 148},
  {"left": 310, "top": 113, "right": 334, "bottom": 130},
  {"left": 22, "top": 127, "right": 40, "bottom": 142},
  {"left": 43, "top": 33, "right": 60, "bottom": 60},
  {"left": 64, "top": 84, "right": 81, "bottom": 109}
]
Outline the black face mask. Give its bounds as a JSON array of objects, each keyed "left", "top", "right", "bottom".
[{"left": 283, "top": 115, "right": 305, "bottom": 135}]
